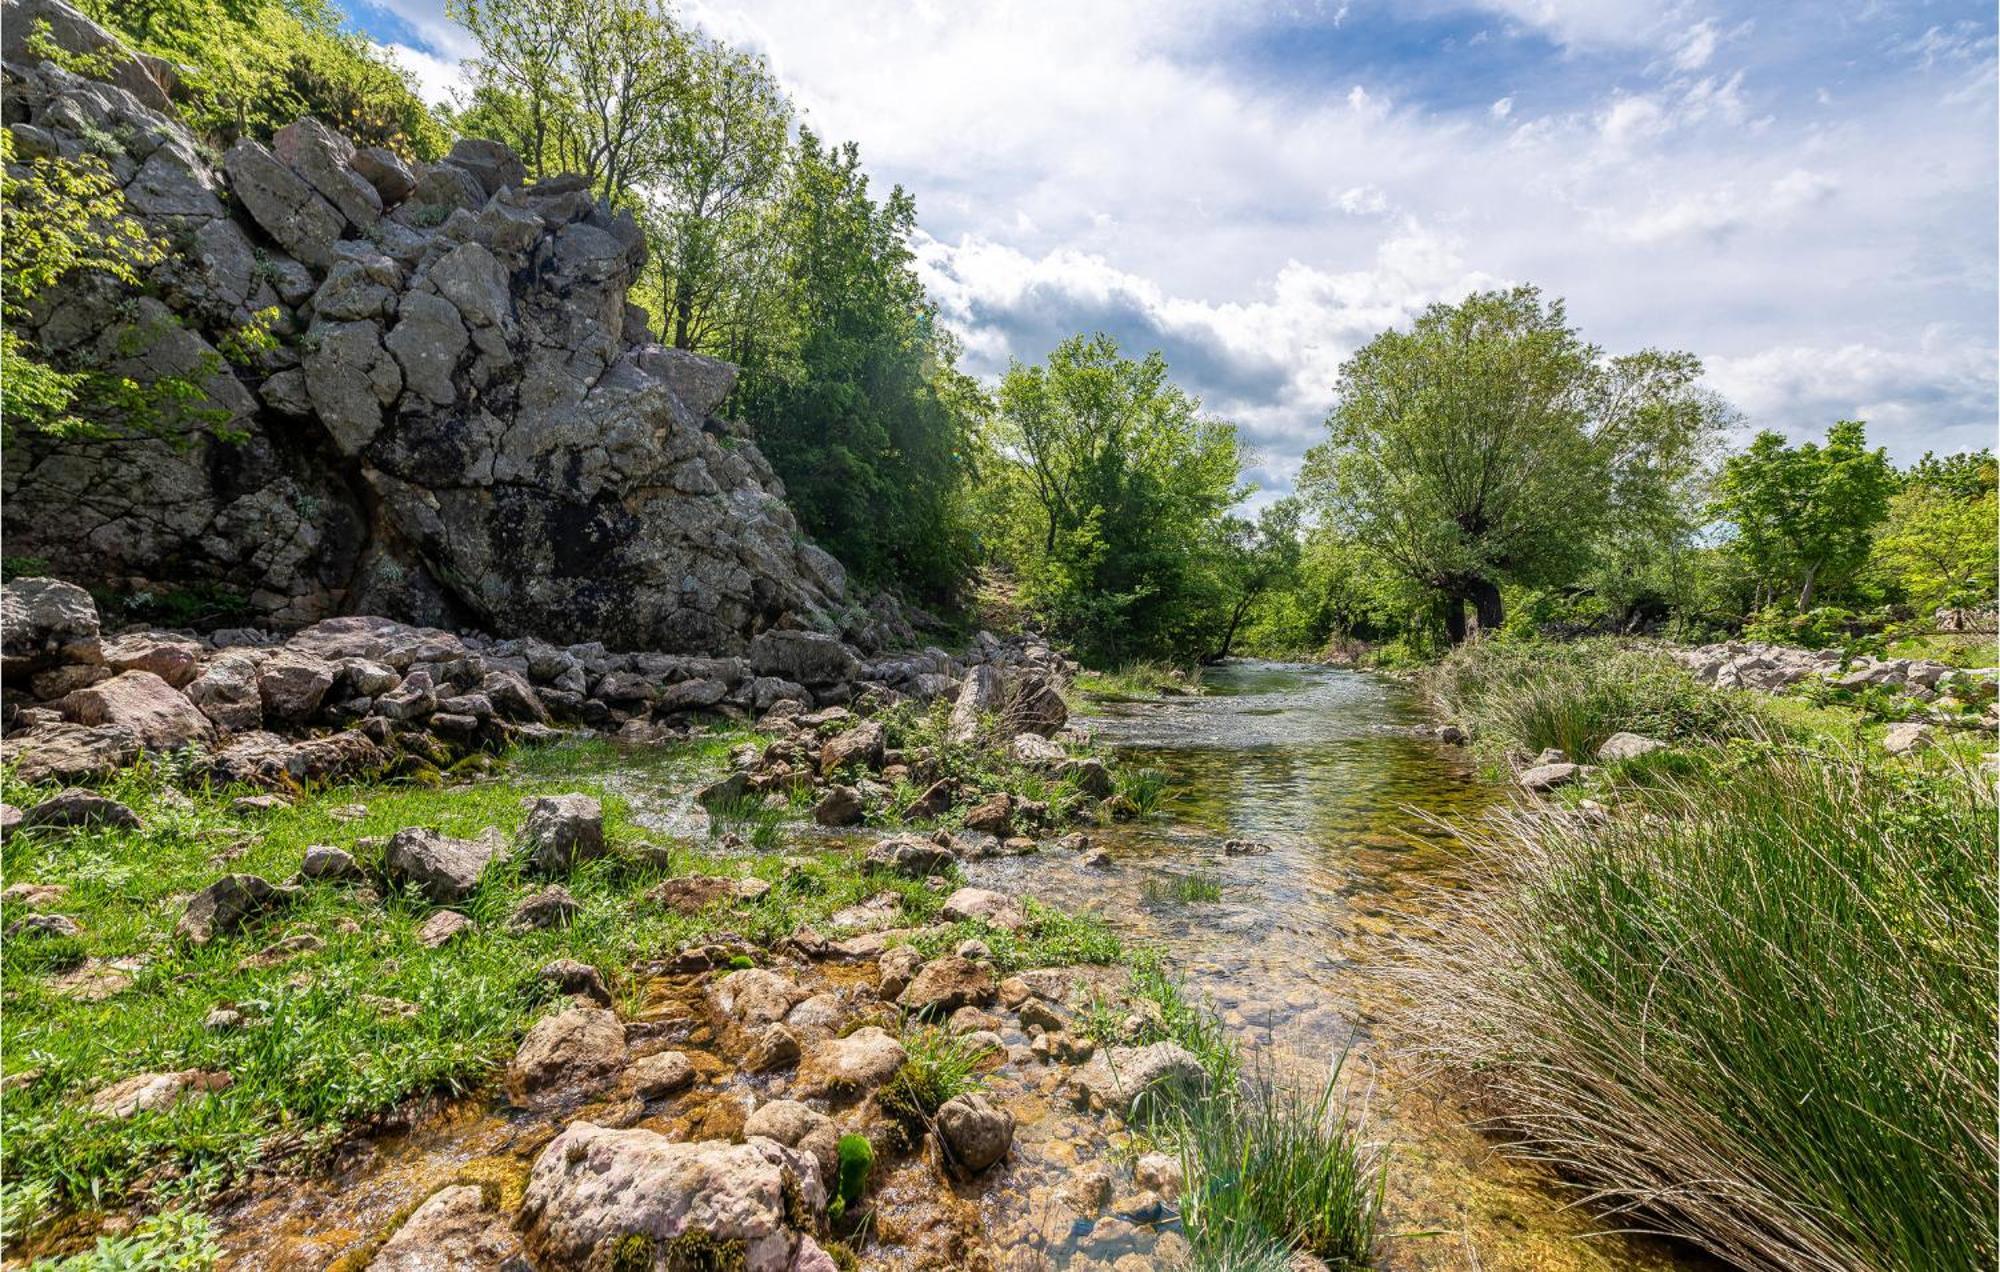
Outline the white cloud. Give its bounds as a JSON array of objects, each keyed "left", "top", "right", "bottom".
[
  {"left": 373, "top": 40, "right": 464, "bottom": 107},
  {"left": 1489, "top": 95, "right": 1513, "bottom": 119},
  {"left": 1672, "top": 20, "right": 1718, "bottom": 70},
  {"left": 1336, "top": 185, "right": 1391, "bottom": 215},
  {"left": 1605, "top": 168, "right": 1836, "bottom": 245},
  {"left": 1705, "top": 332, "right": 1997, "bottom": 454}
]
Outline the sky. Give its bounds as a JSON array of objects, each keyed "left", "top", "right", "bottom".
[{"left": 346, "top": 0, "right": 1997, "bottom": 501}]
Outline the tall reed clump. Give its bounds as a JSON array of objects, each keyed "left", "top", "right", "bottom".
[
  {"left": 1174, "top": 1057, "right": 1385, "bottom": 1271},
  {"left": 1426, "top": 638, "right": 1768, "bottom": 761},
  {"left": 1407, "top": 747, "right": 1997, "bottom": 1271}
]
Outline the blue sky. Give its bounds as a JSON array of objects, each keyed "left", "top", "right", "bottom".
[{"left": 346, "top": 0, "right": 1997, "bottom": 499}]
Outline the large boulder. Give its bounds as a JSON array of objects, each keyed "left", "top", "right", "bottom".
[
  {"left": 59, "top": 671, "right": 215, "bottom": 751},
  {"left": 175, "top": 873, "right": 298, "bottom": 944},
  {"left": 749, "top": 630, "right": 860, "bottom": 687},
  {"left": 0, "top": 47, "right": 854, "bottom": 654},
  {"left": 1, "top": 578, "right": 101, "bottom": 678},
  {"left": 519, "top": 1124, "right": 827, "bottom": 1272},
  {"left": 517, "top": 794, "right": 606, "bottom": 874}
]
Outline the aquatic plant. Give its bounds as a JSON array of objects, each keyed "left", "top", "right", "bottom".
[
  {"left": 1410, "top": 747, "right": 1997, "bottom": 1270},
  {"left": 1109, "top": 765, "right": 1172, "bottom": 817},
  {"left": 1140, "top": 869, "right": 1223, "bottom": 905}
]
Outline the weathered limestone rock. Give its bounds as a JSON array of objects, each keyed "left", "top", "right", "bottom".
[
  {"left": 1064, "top": 1042, "right": 1208, "bottom": 1116},
  {"left": 0, "top": 723, "right": 141, "bottom": 785},
  {"left": 709, "top": 968, "right": 806, "bottom": 1028},
  {"left": 864, "top": 834, "right": 953, "bottom": 878},
  {"left": 750, "top": 630, "right": 860, "bottom": 687},
  {"left": 186, "top": 654, "right": 264, "bottom": 733},
  {"left": 508, "top": 884, "right": 581, "bottom": 932},
  {"left": 1596, "top": 732, "right": 1666, "bottom": 763},
  {"left": 176, "top": 874, "right": 297, "bottom": 944},
  {"left": 1884, "top": 721, "right": 1932, "bottom": 756},
  {"left": 1, "top": 578, "right": 101, "bottom": 678},
  {"left": 1518, "top": 761, "right": 1586, "bottom": 792},
  {"left": 941, "top": 886, "right": 1028, "bottom": 932},
  {"left": 519, "top": 1124, "right": 826, "bottom": 1272},
  {"left": 898, "top": 956, "right": 995, "bottom": 1017},
  {"left": 518, "top": 794, "right": 605, "bottom": 874},
  {"left": 101, "top": 632, "right": 202, "bottom": 688},
  {"left": 741, "top": 1099, "right": 839, "bottom": 1181},
  {"left": 631, "top": 1050, "right": 696, "bottom": 1098},
  {"left": 937, "top": 1092, "right": 1014, "bottom": 1172},
  {"left": 88, "top": 1069, "right": 232, "bottom": 1119},
  {"left": 18, "top": 788, "right": 141, "bottom": 832},
  {"left": 796, "top": 1026, "right": 906, "bottom": 1099}
]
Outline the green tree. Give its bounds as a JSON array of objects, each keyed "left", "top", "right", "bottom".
[
  {"left": 646, "top": 39, "right": 790, "bottom": 351},
  {"left": 988, "top": 333, "right": 1245, "bottom": 662},
  {"left": 1712, "top": 421, "right": 1894, "bottom": 611},
  {"left": 1301, "top": 286, "right": 1726, "bottom": 642},
  {"left": 1208, "top": 498, "right": 1303, "bottom": 661},
  {"left": 1870, "top": 453, "right": 1997, "bottom": 613},
  {"left": 452, "top": 0, "right": 687, "bottom": 201},
  {"left": 732, "top": 130, "right": 978, "bottom": 600}
]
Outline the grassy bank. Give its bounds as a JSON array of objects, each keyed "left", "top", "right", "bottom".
[
  {"left": 1410, "top": 641, "right": 1997, "bottom": 1270},
  {"left": 1, "top": 734, "right": 1132, "bottom": 1220}
]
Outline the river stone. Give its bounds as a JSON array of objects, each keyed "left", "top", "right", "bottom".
[
  {"left": 518, "top": 794, "right": 605, "bottom": 874},
  {"left": 384, "top": 826, "right": 505, "bottom": 902},
  {"left": 519, "top": 1124, "right": 826, "bottom": 1272},
  {"left": 631, "top": 1049, "right": 696, "bottom": 1098},
  {"left": 818, "top": 719, "right": 885, "bottom": 776},
  {"left": 59, "top": 670, "right": 215, "bottom": 751},
  {"left": 1, "top": 577, "right": 100, "bottom": 678},
  {"left": 941, "top": 886, "right": 1027, "bottom": 932},
  {"left": 937, "top": 1092, "right": 1014, "bottom": 1172},
  {"left": 1011, "top": 732, "right": 1067, "bottom": 768},
  {"left": 744, "top": 1022, "right": 802, "bottom": 1072},
  {"left": 88, "top": 1069, "right": 232, "bottom": 1119},
  {"left": 367, "top": 1184, "right": 520, "bottom": 1270},
  {"left": 742, "top": 1099, "right": 839, "bottom": 1180},
  {"left": 796, "top": 1025, "right": 906, "bottom": 1099},
  {"left": 709, "top": 968, "right": 806, "bottom": 1027},
  {"left": 1595, "top": 732, "right": 1666, "bottom": 763},
  {"left": 507, "top": 1006, "right": 627, "bottom": 1104},
  {"left": 541, "top": 958, "right": 612, "bottom": 1006},
  {"left": 898, "top": 956, "right": 994, "bottom": 1017},
  {"left": 877, "top": 944, "right": 924, "bottom": 999},
  {"left": 864, "top": 834, "right": 953, "bottom": 878},
  {"left": 19, "top": 788, "right": 141, "bottom": 832}
]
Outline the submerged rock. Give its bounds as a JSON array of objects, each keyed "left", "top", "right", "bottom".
[
  {"left": 937, "top": 1092, "right": 1014, "bottom": 1172},
  {"left": 1064, "top": 1042, "right": 1208, "bottom": 1117},
  {"left": 507, "top": 1006, "right": 628, "bottom": 1105},
  {"left": 367, "top": 1184, "right": 521, "bottom": 1270}
]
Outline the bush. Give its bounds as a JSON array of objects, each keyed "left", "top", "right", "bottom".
[
  {"left": 1427, "top": 638, "right": 1769, "bottom": 761},
  {"left": 1408, "top": 748, "right": 1996, "bottom": 1270}
]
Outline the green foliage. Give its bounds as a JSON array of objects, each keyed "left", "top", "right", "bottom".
[
  {"left": 1140, "top": 869, "right": 1223, "bottom": 905},
  {"left": 1301, "top": 286, "right": 1730, "bottom": 643},
  {"left": 1870, "top": 457, "right": 1997, "bottom": 613},
  {"left": 1427, "top": 638, "right": 1771, "bottom": 761},
  {"left": 80, "top": 0, "right": 446, "bottom": 156},
  {"left": 981, "top": 333, "right": 1247, "bottom": 662},
  {"left": 1713, "top": 421, "right": 1895, "bottom": 612},
  {"left": 30, "top": 1208, "right": 220, "bottom": 1270},
  {"left": 1415, "top": 748, "right": 1996, "bottom": 1271}
]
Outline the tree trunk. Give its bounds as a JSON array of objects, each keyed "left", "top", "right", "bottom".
[
  {"left": 1470, "top": 576, "right": 1504, "bottom": 636},
  {"left": 1443, "top": 595, "right": 1468, "bottom": 645},
  {"left": 1208, "top": 597, "right": 1253, "bottom": 663},
  {"left": 1797, "top": 561, "right": 1819, "bottom": 610}
]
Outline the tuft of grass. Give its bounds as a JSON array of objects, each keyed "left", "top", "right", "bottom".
[
  {"left": 878, "top": 1026, "right": 991, "bottom": 1124},
  {"left": 1408, "top": 746, "right": 1996, "bottom": 1271},
  {"left": 1073, "top": 660, "right": 1202, "bottom": 701},
  {"left": 30, "top": 1207, "right": 220, "bottom": 1269},
  {"left": 1140, "top": 869, "right": 1223, "bottom": 905},
  {"left": 1426, "top": 638, "right": 1771, "bottom": 763},
  {"left": 908, "top": 898, "right": 1121, "bottom": 972},
  {"left": 1175, "top": 1057, "right": 1384, "bottom": 1271},
  {"left": 1109, "top": 766, "right": 1172, "bottom": 817}
]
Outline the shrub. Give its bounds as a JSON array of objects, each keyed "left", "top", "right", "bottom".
[{"left": 1408, "top": 748, "right": 1997, "bottom": 1270}]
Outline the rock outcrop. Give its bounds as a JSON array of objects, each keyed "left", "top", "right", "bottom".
[{"left": 1, "top": 0, "right": 853, "bottom": 653}]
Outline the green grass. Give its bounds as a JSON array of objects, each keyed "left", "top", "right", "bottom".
[
  {"left": 0, "top": 740, "right": 992, "bottom": 1216},
  {"left": 1409, "top": 745, "right": 1997, "bottom": 1271},
  {"left": 1073, "top": 660, "right": 1202, "bottom": 702},
  {"left": 878, "top": 1026, "right": 992, "bottom": 1124},
  {"left": 1426, "top": 637, "right": 1772, "bottom": 763},
  {"left": 1140, "top": 869, "right": 1223, "bottom": 905},
  {"left": 1175, "top": 1057, "right": 1384, "bottom": 1271},
  {"left": 872, "top": 698, "right": 1094, "bottom": 827},
  {"left": 907, "top": 898, "right": 1122, "bottom": 972}
]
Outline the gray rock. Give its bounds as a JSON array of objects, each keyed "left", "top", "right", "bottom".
[
  {"left": 864, "top": 834, "right": 954, "bottom": 878},
  {"left": 349, "top": 146, "right": 417, "bottom": 205},
  {"left": 175, "top": 873, "right": 297, "bottom": 945},
  {"left": 60, "top": 670, "right": 214, "bottom": 751},
  {"left": 186, "top": 653, "right": 264, "bottom": 733},
  {"left": 1884, "top": 721, "right": 1932, "bottom": 756},
  {"left": 223, "top": 139, "right": 344, "bottom": 268},
  {"left": 256, "top": 650, "right": 336, "bottom": 723},
  {"left": 519, "top": 1125, "right": 826, "bottom": 1272},
  {"left": 518, "top": 794, "right": 605, "bottom": 874},
  {"left": 1518, "top": 761, "right": 1586, "bottom": 791},
  {"left": 100, "top": 632, "right": 201, "bottom": 688},
  {"left": 1596, "top": 732, "right": 1666, "bottom": 763},
  {"left": 1, "top": 577, "right": 100, "bottom": 677},
  {"left": 507, "top": 1005, "right": 627, "bottom": 1104},
  {"left": 417, "top": 909, "right": 474, "bottom": 947},
  {"left": 19, "top": 788, "right": 141, "bottom": 831},
  {"left": 630, "top": 1049, "right": 696, "bottom": 1097},
  {"left": 509, "top": 884, "right": 581, "bottom": 932},
  {"left": 443, "top": 138, "right": 525, "bottom": 195},
  {"left": 1064, "top": 1042, "right": 1208, "bottom": 1117},
  {"left": 540, "top": 957, "right": 612, "bottom": 1005},
  {"left": 273, "top": 118, "right": 380, "bottom": 227},
  {"left": 898, "top": 956, "right": 994, "bottom": 1017},
  {"left": 300, "top": 845, "right": 360, "bottom": 880},
  {"left": 366, "top": 1184, "right": 520, "bottom": 1270},
  {"left": 384, "top": 826, "right": 506, "bottom": 903},
  {"left": 750, "top": 630, "right": 860, "bottom": 687},
  {"left": 796, "top": 1025, "right": 906, "bottom": 1098}
]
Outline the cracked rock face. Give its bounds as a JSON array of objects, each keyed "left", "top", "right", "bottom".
[{"left": 0, "top": 0, "right": 848, "bottom": 653}]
